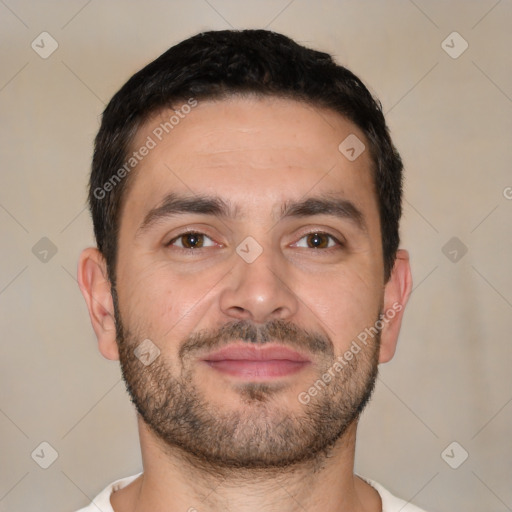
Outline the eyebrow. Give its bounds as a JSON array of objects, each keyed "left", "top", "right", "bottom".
[
  {"left": 136, "top": 192, "right": 367, "bottom": 238},
  {"left": 280, "top": 195, "right": 366, "bottom": 232}
]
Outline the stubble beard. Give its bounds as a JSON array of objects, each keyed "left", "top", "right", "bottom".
[{"left": 112, "top": 289, "right": 380, "bottom": 473}]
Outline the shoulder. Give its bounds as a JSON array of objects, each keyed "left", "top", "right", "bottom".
[
  {"left": 74, "top": 473, "right": 142, "bottom": 512},
  {"left": 360, "top": 476, "right": 431, "bottom": 512}
]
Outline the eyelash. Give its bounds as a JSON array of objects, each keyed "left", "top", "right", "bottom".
[{"left": 166, "top": 230, "right": 344, "bottom": 253}]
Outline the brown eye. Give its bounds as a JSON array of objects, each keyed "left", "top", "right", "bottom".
[
  {"left": 293, "top": 232, "right": 340, "bottom": 249},
  {"left": 168, "top": 232, "right": 215, "bottom": 249},
  {"left": 181, "top": 233, "right": 203, "bottom": 248},
  {"left": 306, "top": 233, "right": 330, "bottom": 248}
]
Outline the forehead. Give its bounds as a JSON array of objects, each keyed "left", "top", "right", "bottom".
[{"left": 121, "top": 96, "right": 377, "bottom": 226}]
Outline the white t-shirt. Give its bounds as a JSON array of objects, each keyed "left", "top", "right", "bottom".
[{"left": 75, "top": 473, "right": 429, "bottom": 512}]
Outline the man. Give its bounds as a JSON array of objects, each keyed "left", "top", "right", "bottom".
[{"left": 77, "top": 29, "right": 424, "bottom": 511}]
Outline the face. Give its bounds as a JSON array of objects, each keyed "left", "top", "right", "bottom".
[{"left": 109, "top": 96, "right": 394, "bottom": 468}]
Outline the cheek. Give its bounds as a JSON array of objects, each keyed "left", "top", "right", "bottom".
[
  {"left": 116, "top": 257, "right": 225, "bottom": 339},
  {"left": 298, "top": 265, "right": 382, "bottom": 348}
]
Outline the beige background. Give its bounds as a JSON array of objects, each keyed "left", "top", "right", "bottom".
[{"left": 1, "top": 1, "right": 511, "bottom": 511}]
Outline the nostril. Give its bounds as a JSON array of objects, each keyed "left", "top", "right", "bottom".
[{"left": 228, "top": 306, "right": 250, "bottom": 318}]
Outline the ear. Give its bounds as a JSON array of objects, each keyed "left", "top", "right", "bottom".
[
  {"left": 378, "top": 249, "right": 413, "bottom": 364},
  {"left": 77, "top": 247, "right": 119, "bottom": 360}
]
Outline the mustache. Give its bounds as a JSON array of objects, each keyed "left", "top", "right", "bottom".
[{"left": 179, "top": 319, "right": 334, "bottom": 360}]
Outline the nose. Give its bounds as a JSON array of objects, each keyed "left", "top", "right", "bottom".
[{"left": 219, "top": 245, "right": 299, "bottom": 325}]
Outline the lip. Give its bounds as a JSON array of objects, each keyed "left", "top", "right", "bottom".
[{"left": 202, "top": 344, "right": 311, "bottom": 379}]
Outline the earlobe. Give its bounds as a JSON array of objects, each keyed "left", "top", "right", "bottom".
[
  {"left": 378, "top": 249, "right": 413, "bottom": 364},
  {"left": 77, "top": 247, "right": 120, "bottom": 361}
]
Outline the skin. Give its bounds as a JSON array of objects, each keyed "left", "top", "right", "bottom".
[{"left": 78, "top": 96, "right": 412, "bottom": 512}]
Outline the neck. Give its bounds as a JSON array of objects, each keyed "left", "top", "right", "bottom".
[{"left": 111, "top": 418, "right": 381, "bottom": 512}]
